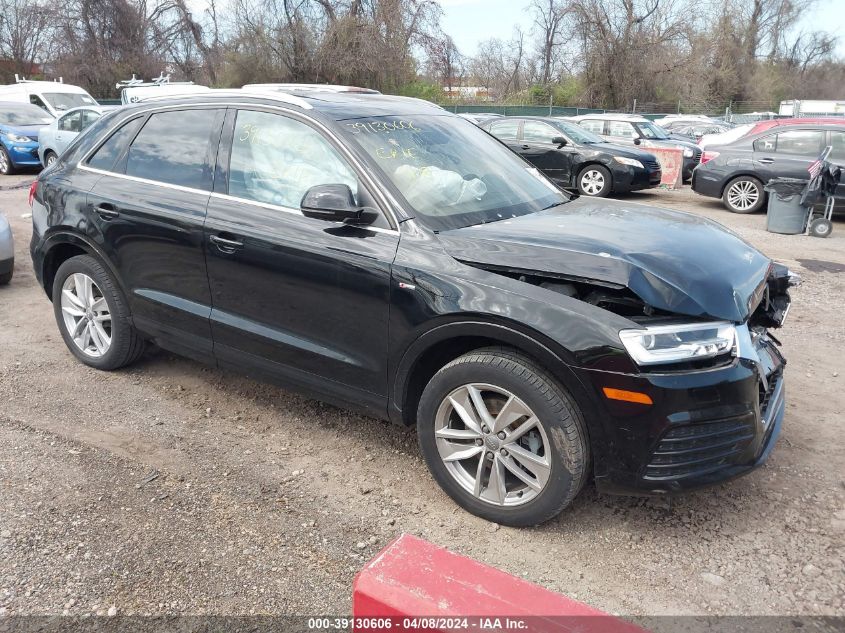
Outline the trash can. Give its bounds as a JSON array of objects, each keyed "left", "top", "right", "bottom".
[{"left": 765, "top": 177, "right": 808, "bottom": 234}]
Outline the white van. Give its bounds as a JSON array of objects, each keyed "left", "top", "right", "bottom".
[
  {"left": 0, "top": 76, "right": 98, "bottom": 117},
  {"left": 117, "top": 75, "right": 209, "bottom": 105}
]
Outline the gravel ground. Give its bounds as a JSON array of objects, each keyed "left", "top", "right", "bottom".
[{"left": 0, "top": 173, "right": 843, "bottom": 619}]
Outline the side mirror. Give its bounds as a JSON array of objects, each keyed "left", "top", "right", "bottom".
[
  {"left": 551, "top": 136, "right": 567, "bottom": 147},
  {"left": 300, "top": 184, "right": 377, "bottom": 225},
  {"left": 633, "top": 137, "right": 642, "bottom": 146}
]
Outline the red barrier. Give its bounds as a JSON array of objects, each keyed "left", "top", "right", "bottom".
[
  {"left": 352, "top": 533, "right": 648, "bottom": 632},
  {"left": 648, "top": 147, "right": 684, "bottom": 189}
]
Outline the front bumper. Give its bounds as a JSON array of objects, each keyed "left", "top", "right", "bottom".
[
  {"left": 610, "top": 164, "right": 662, "bottom": 192},
  {"left": 4, "top": 141, "right": 41, "bottom": 167},
  {"left": 580, "top": 330, "right": 786, "bottom": 495}
]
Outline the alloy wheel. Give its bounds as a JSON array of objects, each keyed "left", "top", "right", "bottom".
[
  {"left": 46, "top": 153, "right": 57, "bottom": 167},
  {"left": 726, "top": 180, "right": 759, "bottom": 211},
  {"left": 434, "top": 383, "right": 551, "bottom": 507},
  {"left": 580, "top": 169, "right": 605, "bottom": 196},
  {"left": 0, "top": 150, "right": 8, "bottom": 174},
  {"left": 60, "top": 273, "right": 112, "bottom": 358}
]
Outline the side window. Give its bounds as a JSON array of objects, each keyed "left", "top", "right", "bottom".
[
  {"left": 772, "top": 130, "right": 824, "bottom": 156},
  {"left": 489, "top": 119, "right": 519, "bottom": 140},
  {"left": 228, "top": 110, "right": 358, "bottom": 209},
  {"left": 80, "top": 110, "right": 101, "bottom": 132},
  {"left": 58, "top": 112, "right": 82, "bottom": 132},
  {"left": 522, "top": 121, "right": 559, "bottom": 143},
  {"left": 86, "top": 117, "right": 144, "bottom": 172},
  {"left": 607, "top": 120, "right": 635, "bottom": 138},
  {"left": 579, "top": 119, "right": 604, "bottom": 134},
  {"left": 125, "top": 110, "right": 217, "bottom": 190},
  {"left": 829, "top": 131, "right": 845, "bottom": 165},
  {"left": 29, "top": 94, "right": 48, "bottom": 111},
  {"left": 753, "top": 134, "right": 777, "bottom": 152}
]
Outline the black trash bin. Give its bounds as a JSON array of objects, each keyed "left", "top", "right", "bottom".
[{"left": 765, "top": 177, "right": 808, "bottom": 234}]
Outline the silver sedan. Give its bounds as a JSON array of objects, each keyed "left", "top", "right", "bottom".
[
  {"left": 37, "top": 106, "right": 103, "bottom": 167},
  {"left": 0, "top": 212, "right": 13, "bottom": 284}
]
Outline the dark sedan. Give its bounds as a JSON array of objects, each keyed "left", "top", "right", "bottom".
[
  {"left": 692, "top": 124, "right": 845, "bottom": 213},
  {"left": 481, "top": 116, "right": 661, "bottom": 197}
]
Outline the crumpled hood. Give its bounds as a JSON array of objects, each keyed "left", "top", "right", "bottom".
[{"left": 438, "top": 198, "right": 772, "bottom": 322}]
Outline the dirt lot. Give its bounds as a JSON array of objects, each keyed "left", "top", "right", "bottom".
[{"left": 0, "top": 174, "right": 843, "bottom": 619}]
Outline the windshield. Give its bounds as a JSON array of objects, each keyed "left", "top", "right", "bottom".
[
  {"left": 42, "top": 92, "right": 98, "bottom": 111},
  {"left": 343, "top": 115, "right": 567, "bottom": 231},
  {"left": 635, "top": 122, "right": 670, "bottom": 140},
  {"left": 553, "top": 120, "right": 605, "bottom": 144},
  {"left": 0, "top": 104, "right": 54, "bottom": 126}
]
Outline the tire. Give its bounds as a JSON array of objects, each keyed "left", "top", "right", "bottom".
[
  {"left": 417, "top": 347, "right": 589, "bottom": 526},
  {"left": 808, "top": 217, "right": 832, "bottom": 238},
  {"left": 52, "top": 254, "right": 145, "bottom": 370},
  {"left": 0, "top": 146, "right": 16, "bottom": 175},
  {"left": 0, "top": 271, "right": 11, "bottom": 285},
  {"left": 577, "top": 165, "right": 612, "bottom": 197},
  {"left": 722, "top": 176, "right": 765, "bottom": 213},
  {"left": 44, "top": 151, "right": 58, "bottom": 168}
]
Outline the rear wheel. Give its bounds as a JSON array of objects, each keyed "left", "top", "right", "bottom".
[
  {"left": 0, "top": 146, "right": 16, "bottom": 175},
  {"left": 52, "top": 254, "right": 145, "bottom": 370},
  {"left": 577, "top": 165, "right": 611, "bottom": 197},
  {"left": 722, "top": 176, "right": 765, "bottom": 213},
  {"left": 417, "top": 347, "right": 589, "bottom": 526}
]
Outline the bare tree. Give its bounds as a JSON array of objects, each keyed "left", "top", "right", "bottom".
[{"left": 0, "top": 0, "right": 54, "bottom": 79}]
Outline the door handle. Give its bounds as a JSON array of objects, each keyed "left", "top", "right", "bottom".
[
  {"left": 759, "top": 158, "right": 775, "bottom": 164},
  {"left": 209, "top": 233, "right": 244, "bottom": 252},
  {"left": 521, "top": 145, "right": 531, "bottom": 150},
  {"left": 94, "top": 203, "right": 119, "bottom": 220}
]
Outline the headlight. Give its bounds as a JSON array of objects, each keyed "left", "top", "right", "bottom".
[
  {"left": 683, "top": 148, "right": 694, "bottom": 158},
  {"left": 619, "top": 321, "right": 736, "bottom": 366},
  {"left": 4, "top": 133, "right": 31, "bottom": 143},
  {"left": 613, "top": 156, "right": 644, "bottom": 169}
]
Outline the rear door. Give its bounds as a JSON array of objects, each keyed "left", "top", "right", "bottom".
[
  {"left": 54, "top": 110, "right": 81, "bottom": 153},
  {"left": 752, "top": 128, "right": 825, "bottom": 182},
  {"left": 520, "top": 120, "right": 572, "bottom": 185},
  {"left": 487, "top": 118, "right": 522, "bottom": 153},
  {"left": 83, "top": 106, "right": 224, "bottom": 362}
]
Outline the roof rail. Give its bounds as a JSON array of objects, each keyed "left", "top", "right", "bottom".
[
  {"left": 15, "top": 74, "right": 63, "bottom": 84},
  {"left": 116, "top": 72, "right": 197, "bottom": 90},
  {"left": 137, "top": 88, "right": 313, "bottom": 110},
  {"left": 243, "top": 83, "right": 381, "bottom": 95}
]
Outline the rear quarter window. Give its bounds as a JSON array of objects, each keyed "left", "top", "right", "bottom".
[{"left": 86, "top": 117, "right": 144, "bottom": 172}]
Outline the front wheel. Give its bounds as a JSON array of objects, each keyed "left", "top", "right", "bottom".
[
  {"left": 44, "top": 151, "right": 58, "bottom": 168},
  {"left": 417, "top": 347, "right": 589, "bottom": 526},
  {"left": 722, "top": 176, "right": 765, "bottom": 213},
  {"left": 577, "top": 165, "right": 612, "bottom": 197},
  {"left": 0, "top": 146, "right": 16, "bottom": 175}
]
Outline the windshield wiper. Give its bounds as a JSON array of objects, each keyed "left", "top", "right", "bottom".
[{"left": 542, "top": 200, "right": 569, "bottom": 211}]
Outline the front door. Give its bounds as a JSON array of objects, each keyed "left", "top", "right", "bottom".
[
  {"left": 520, "top": 120, "right": 573, "bottom": 185},
  {"left": 203, "top": 108, "right": 399, "bottom": 412}
]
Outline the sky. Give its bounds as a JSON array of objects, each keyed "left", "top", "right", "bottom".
[{"left": 436, "top": 0, "right": 845, "bottom": 58}]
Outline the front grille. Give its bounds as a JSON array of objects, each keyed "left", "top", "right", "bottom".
[
  {"left": 644, "top": 418, "right": 755, "bottom": 480},
  {"left": 644, "top": 159, "right": 661, "bottom": 172},
  {"left": 692, "top": 147, "right": 702, "bottom": 163}
]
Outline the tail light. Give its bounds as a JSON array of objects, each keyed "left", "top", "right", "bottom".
[
  {"left": 700, "top": 151, "right": 720, "bottom": 165},
  {"left": 28, "top": 180, "right": 37, "bottom": 207}
]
